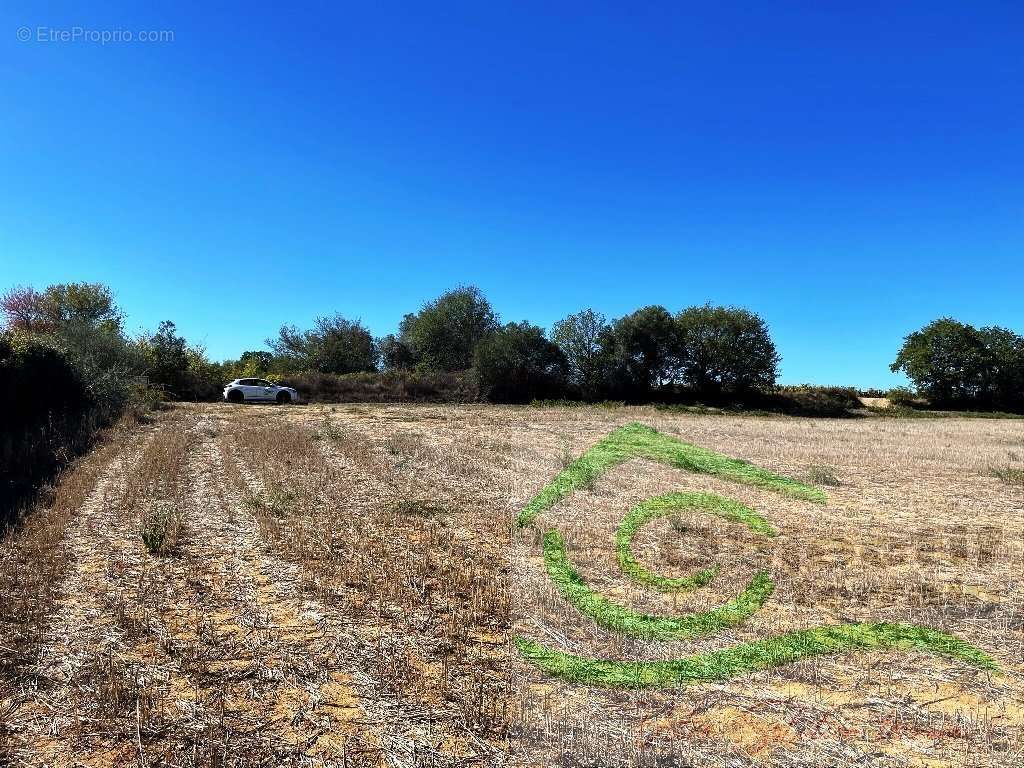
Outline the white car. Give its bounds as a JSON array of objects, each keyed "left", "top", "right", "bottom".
[{"left": 223, "top": 378, "right": 298, "bottom": 404}]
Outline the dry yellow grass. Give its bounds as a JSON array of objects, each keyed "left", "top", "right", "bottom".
[{"left": 1, "top": 401, "right": 1021, "bottom": 767}]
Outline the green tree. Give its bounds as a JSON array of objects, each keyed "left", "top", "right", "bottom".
[
  {"left": 550, "top": 309, "right": 611, "bottom": 399},
  {"left": 3, "top": 282, "right": 143, "bottom": 418},
  {"left": 398, "top": 286, "right": 499, "bottom": 371},
  {"left": 978, "top": 326, "right": 1024, "bottom": 410},
  {"left": 378, "top": 333, "right": 415, "bottom": 370},
  {"left": 605, "top": 306, "right": 677, "bottom": 396},
  {"left": 267, "top": 314, "right": 378, "bottom": 374},
  {"left": 890, "top": 319, "right": 990, "bottom": 405},
  {"left": 235, "top": 350, "right": 274, "bottom": 377},
  {"left": 38, "top": 282, "right": 124, "bottom": 331},
  {"left": 891, "top": 319, "right": 1024, "bottom": 409},
  {"left": 2, "top": 282, "right": 123, "bottom": 334},
  {"left": 137, "top": 320, "right": 224, "bottom": 400},
  {"left": 675, "top": 304, "right": 779, "bottom": 395},
  {"left": 474, "top": 322, "right": 568, "bottom": 402},
  {"left": 140, "top": 320, "right": 190, "bottom": 395}
]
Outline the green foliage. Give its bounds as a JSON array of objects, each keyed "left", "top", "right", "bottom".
[
  {"left": 2, "top": 282, "right": 123, "bottom": 334},
  {"left": 550, "top": 309, "right": 612, "bottom": 399},
  {"left": 140, "top": 503, "right": 181, "bottom": 555},
  {"left": 136, "top": 320, "right": 225, "bottom": 401},
  {"left": 515, "top": 622, "right": 998, "bottom": 688},
  {"left": 517, "top": 422, "right": 825, "bottom": 527},
  {"left": 675, "top": 304, "right": 779, "bottom": 395},
  {"left": 234, "top": 350, "right": 274, "bottom": 377},
  {"left": 378, "top": 333, "right": 415, "bottom": 371},
  {"left": 2, "top": 282, "right": 147, "bottom": 421},
  {"left": 547, "top": 304, "right": 780, "bottom": 401},
  {"left": 474, "top": 322, "right": 568, "bottom": 403},
  {"left": 604, "top": 305, "right": 677, "bottom": 395},
  {"left": 886, "top": 386, "right": 919, "bottom": 407},
  {"left": 278, "top": 370, "right": 477, "bottom": 403},
  {"left": 989, "top": 465, "right": 1024, "bottom": 486},
  {"left": 137, "top": 320, "right": 189, "bottom": 397},
  {"left": 398, "top": 286, "right": 499, "bottom": 371},
  {"left": 1, "top": 283, "right": 155, "bottom": 517},
  {"left": 806, "top": 464, "right": 842, "bottom": 487},
  {"left": 891, "top": 318, "right": 1024, "bottom": 411},
  {"left": 267, "top": 314, "right": 378, "bottom": 375},
  {"left": 1, "top": 332, "right": 90, "bottom": 431}
]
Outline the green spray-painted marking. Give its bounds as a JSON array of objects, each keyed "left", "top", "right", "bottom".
[
  {"left": 517, "top": 424, "right": 998, "bottom": 686},
  {"left": 515, "top": 624, "right": 997, "bottom": 688},
  {"left": 517, "top": 423, "right": 825, "bottom": 529},
  {"left": 616, "top": 491, "right": 774, "bottom": 592}
]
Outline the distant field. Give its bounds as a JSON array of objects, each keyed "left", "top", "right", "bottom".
[{"left": 2, "top": 402, "right": 1022, "bottom": 767}]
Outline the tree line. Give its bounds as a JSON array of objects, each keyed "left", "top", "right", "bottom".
[
  {"left": 4, "top": 282, "right": 1023, "bottom": 413},
  {"left": 228, "top": 286, "right": 781, "bottom": 404},
  {"left": 7, "top": 279, "right": 1022, "bottom": 528},
  {"left": 5, "top": 279, "right": 1024, "bottom": 522}
]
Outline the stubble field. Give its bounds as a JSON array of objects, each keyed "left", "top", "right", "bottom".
[{"left": 1, "top": 402, "right": 1022, "bottom": 767}]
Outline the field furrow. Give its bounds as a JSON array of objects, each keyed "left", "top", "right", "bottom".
[
  {"left": 218, "top": 406, "right": 515, "bottom": 766},
  {"left": 3, "top": 423, "right": 165, "bottom": 765}
]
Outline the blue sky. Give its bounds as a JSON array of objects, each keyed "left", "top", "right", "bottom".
[{"left": 2, "top": 2, "right": 1021, "bottom": 387}]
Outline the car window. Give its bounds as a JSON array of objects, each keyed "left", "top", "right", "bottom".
[
  {"left": 255, "top": 380, "right": 273, "bottom": 387},
  {"left": 239, "top": 378, "right": 258, "bottom": 385}
]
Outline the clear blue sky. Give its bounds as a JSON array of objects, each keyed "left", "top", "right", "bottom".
[{"left": 2, "top": 2, "right": 1021, "bottom": 387}]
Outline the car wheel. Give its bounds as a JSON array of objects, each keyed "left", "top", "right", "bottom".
[
  {"left": 227, "top": 389, "right": 244, "bottom": 403},
  {"left": 276, "top": 391, "right": 291, "bottom": 405}
]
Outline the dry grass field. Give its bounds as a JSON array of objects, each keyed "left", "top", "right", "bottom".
[{"left": 1, "top": 402, "right": 1022, "bottom": 767}]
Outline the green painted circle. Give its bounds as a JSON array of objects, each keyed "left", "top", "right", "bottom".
[{"left": 616, "top": 491, "right": 775, "bottom": 593}]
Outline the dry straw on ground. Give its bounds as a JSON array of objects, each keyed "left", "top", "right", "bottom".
[{"left": 1, "top": 402, "right": 1021, "bottom": 767}]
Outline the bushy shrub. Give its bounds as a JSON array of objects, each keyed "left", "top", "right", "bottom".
[
  {"left": 0, "top": 333, "right": 95, "bottom": 521},
  {"left": 378, "top": 333, "right": 415, "bottom": 371},
  {"left": 771, "top": 385, "right": 862, "bottom": 417},
  {"left": 1, "top": 283, "right": 166, "bottom": 521},
  {"left": 474, "top": 322, "right": 568, "bottom": 403},
  {"left": 267, "top": 314, "right": 378, "bottom": 375},
  {"left": 886, "top": 386, "right": 919, "bottom": 408},
  {"left": 277, "top": 370, "right": 477, "bottom": 403},
  {"left": 859, "top": 388, "right": 887, "bottom": 398}
]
